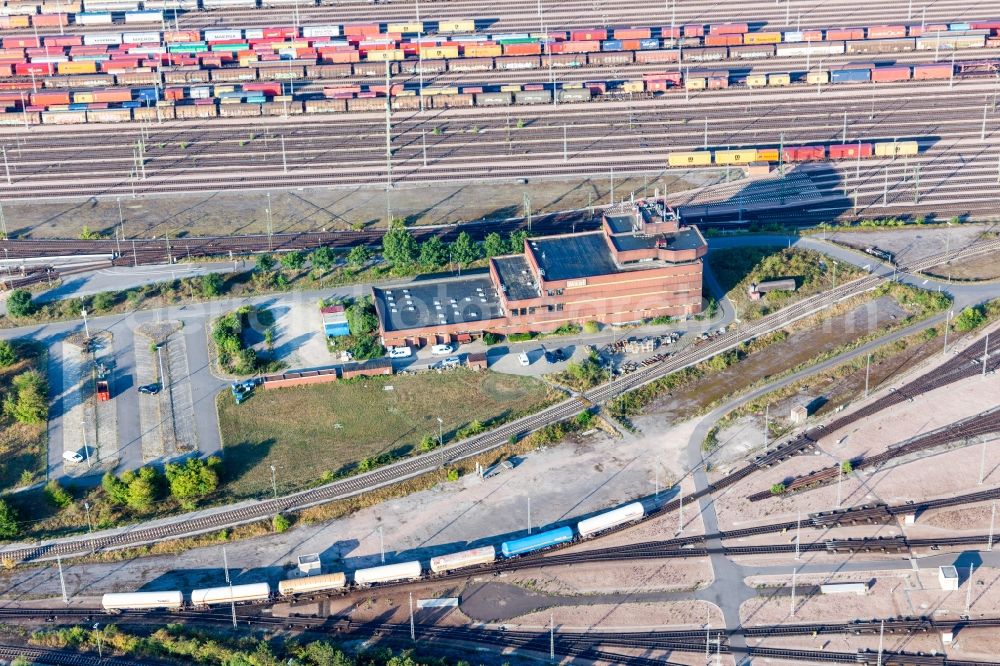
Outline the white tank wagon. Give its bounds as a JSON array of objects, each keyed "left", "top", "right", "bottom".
[
  {"left": 190, "top": 582, "right": 270, "bottom": 607},
  {"left": 429, "top": 546, "right": 496, "bottom": 574},
  {"left": 353, "top": 561, "right": 422, "bottom": 586},
  {"left": 278, "top": 572, "right": 347, "bottom": 596},
  {"left": 576, "top": 502, "right": 645, "bottom": 538},
  {"left": 101, "top": 591, "right": 184, "bottom": 612}
]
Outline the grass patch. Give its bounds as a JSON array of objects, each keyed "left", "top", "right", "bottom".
[
  {"left": 216, "top": 369, "right": 557, "bottom": 499},
  {"left": 0, "top": 341, "right": 47, "bottom": 491}
]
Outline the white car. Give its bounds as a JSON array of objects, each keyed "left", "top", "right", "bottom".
[
  {"left": 518, "top": 352, "right": 530, "bottom": 366},
  {"left": 387, "top": 346, "right": 412, "bottom": 359},
  {"left": 442, "top": 356, "right": 461, "bottom": 368},
  {"left": 63, "top": 450, "right": 84, "bottom": 464},
  {"left": 430, "top": 344, "right": 453, "bottom": 356}
]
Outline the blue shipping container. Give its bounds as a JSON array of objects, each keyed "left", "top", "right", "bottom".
[
  {"left": 69, "top": 103, "right": 89, "bottom": 110},
  {"left": 949, "top": 23, "right": 971, "bottom": 31},
  {"left": 783, "top": 30, "right": 804, "bottom": 43},
  {"left": 830, "top": 68, "right": 871, "bottom": 83},
  {"left": 121, "top": 100, "right": 141, "bottom": 108},
  {"left": 134, "top": 88, "right": 158, "bottom": 101},
  {"left": 639, "top": 38, "right": 660, "bottom": 49},
  {"left": 601, "top": 39, "right": 623, "bottom": 51},
  {"left": 501, "top": 527, "right": 574, "bottom": 557},
  {"left": 245, "top": 95, "right": 266, "bottom": 103}
]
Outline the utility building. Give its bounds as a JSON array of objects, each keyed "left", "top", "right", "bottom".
[{"left": 373, "top": 202, "right": 707, "bottom": 348}]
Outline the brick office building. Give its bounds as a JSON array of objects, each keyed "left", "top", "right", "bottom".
[{"left": 373, "top": 202, "right": 707, "bottom": 348}]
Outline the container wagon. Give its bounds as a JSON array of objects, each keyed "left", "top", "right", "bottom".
[
  {"left": 190, "top": 583, "right": 270, "bottom": 607},
  {"left": 577, "top": 502, "right": 644, "bottom": 538},
  {"left": 429, "top": 546, "right": 496, "bottom": 573},
  {"left": 277, "top": 572, "right": 347, "bottom": 596},
  {"left": 354, "top": 561, "right": 422, "bottom": 586},
  {"left": 102, "top": 591, "right": 183, "bottom": 612},
  {"left": 501, "top": 527, "right": 574, "bottom": 557}
]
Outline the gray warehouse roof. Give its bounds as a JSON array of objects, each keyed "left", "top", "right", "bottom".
[
  {"left": 374, "top": 276, "right": 504, "bottom": 332},
  {"left": 609, "top": 226, "right": 706, "bottom": 252},
  {"left": 529, "top": 232, "right": 620, "bottom": 281},
  {"left": 493, "top": 255, "right": 541, "bottom": 301}
]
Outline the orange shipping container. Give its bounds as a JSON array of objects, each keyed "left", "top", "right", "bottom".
[
  {"left": 30, "top": 91, "right": 70, "bottom": 106},
  {"left": 463, "top": 44, "right": 502, "bottom": 57},
  {"left": 614, "top": 27, "right": 651, "bottom": 40},
  {"left": 704, "top": 34, "right": 741, "bottom": 46},
  {"left": 344, "top": 24, "right": 380, "bottom": 37},
  {"left": 743, "top": 31, "right": 782, "bottom": 44},
  {"left": 57, "top": 60, "right": 97, "bottom": 74},
  {"left": 503, "top": 42, "right": 542, "bottom": 55},
  {"left": 323, "top": 50, "right": 360, "bottom": 63}
]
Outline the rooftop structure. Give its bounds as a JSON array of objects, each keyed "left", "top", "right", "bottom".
[{"left": 373, "top": 277, "right": 503, "bottom": 334}]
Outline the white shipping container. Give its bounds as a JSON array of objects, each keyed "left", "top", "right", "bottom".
[
  {"left": 75, "top": 10, "right": 113, "bottom": 24},
  {"left": 429, "top": 546, "right": 496, "bottom": 574},
  {"left": 353, "top": 560, "right": 422, "bottom": 585},
  {"left": 124, "top": 10, "right": 163, "bottom": 23},
  {"left": 127, "top": 46, "right": 167, "bottom": 54},
  {"left": 819, "top": 582, "right": 867, "bottom": 595},
  {"left": 83, "top": 32, "right": 124, "bottom": 45},
  {"left": 102, "top": 591, "right": 184, "bottom": 610},
  {"left": 783, "top": 31, "right": 804, "bottom": 42},
  {"left": 205, "top": 28, "right": 242, "bottom": 41},
  {"left": 774, "top": 42, "right": 845, "bottom": 57},
  {"left": 122, "top": 31, "right": 161, "bottom": 43},
  {"left": 142, "top": 0, "right": 196, "bottom": 8},
  {"left": 190, "top": 582, "right": 270, "bottom": 606},
  {"left": 201, "top": 0, "right": 256, "bottom": 8},
  {"left": 302, "top": 24, "right": 340, "bottom": 38},
  {"left": 32, "top": 56, "right": 68, "bottom": 63},
  {"left": 189, "top": 85, "right": 211, "bottom": 98},
  {"left": 243, "top": 27, "right": 263, "bottom": 40},
  {"left": 577, "top": 502, "right": 645, "bottom": 538},
  {"left": 83, "top": 0, "right": 139, "bottom": 9}
]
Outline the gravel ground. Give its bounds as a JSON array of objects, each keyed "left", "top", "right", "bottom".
[
  {"left": 251, "top": 298, "right": 331, "bottom": 370},
  {"left": 822, "top": 224, "right": 1000, "bottom": 270}
]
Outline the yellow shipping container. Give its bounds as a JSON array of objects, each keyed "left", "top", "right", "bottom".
[
  {"left": 58, "top": 61, "right": 97, "bottom": 74},
  {"left": 366, "top": 48, "right": 404, "bottom": 61},
  {"left": 668, "top": 151, "right": 712, "bottom": 167},
  {"left": 420, "top": 45, "right": 459, "bottom": 59},
  {"left": 685, "top": 77, "right": 707, "bottom": 90},
  {"left": 874, "top": 140, "right": 918, "bottom": 157},
  {"left": 562, "top": 82, "right": 583, "bottom": 89},
  {"left": 213, "top": 84, "right": 235, "bottom": 94},
  {"left": 500, "top": 83, "right": 522, "bottom": 92},
  {"left": 806, "top": 71, "right": 829, "bottom": 84},
  {"left": 768, "top": 73, "right": 791, "bottom": 86},
  {"left": 7, "top": 16, "right": 30, "bottom": 28},
  {"left": 72, "top": 92, "right": 94, "bottom": 104},
  {"left": 421, "top": 86, "right": 459, "bottom": 96},
  {"left": 239, "top": 55, "right": 259, "bottom": 66},
  {"left": 746, "top": 73, "right": 767, "bottom": 87},
  {"left": 743, "top": 31, "right": 782, "bottom": 45},
  {"left": 756, "top": 148, "right": 779, "bottom": 162},
  {"left": 387, "top": 21, "right": 423, "bottom": 33},
  {"left": 437, "top": 19, "right": 475, "bottom": 33},
  {"left": 714, "top": 149, "right": 759, "bottom": 165},
  {"left": 622, "top": 80, "right": 644, "bottom": 93},
  {"left": 463, "top": 45, "right": 502, "bottom": 57}
]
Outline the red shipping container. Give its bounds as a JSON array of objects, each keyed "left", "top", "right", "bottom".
[
  {"left": 908, "top": 25, "right": 924, "bottom": 37},
  {"left": 324, "top": 85, "right": 361, "bottom": 97},
  {"left": 620, "top": 39, "right": 642, "bottom": 50},
  {"left": 912, "top": 63, "right": 953, "bottom": 79},
  {"left": 164, "top": 87, "right": 184, "bottom": 100},
  {"left": 523, "top": 83, "right": 544, "bottom": 90},
  {"left": 263, "top": 26, "right": 296, "bottom": 39},
  {"left": 782, "top": 146, "right": 825, "bottom": 162},
  {"left": 344, "top": 24, "right": 380, "bottom": 38},
  {"left": 872, "top": 65, "right": 910, "bottom": 82},
  {"left": 829, "top": 143, "right": 874, "bottom": 159},
  {"left": 924, "top": 23, "right": 949, "bottom": 32},
  {"left": 33, "top": 13, "right": 68, "bottom": 27},
  {"left": 460, "top": 85, "right": 482, "bottom": 94},
  {"left": 44, "top": 35, "right": 82, "bottom": 47},
  {"left": 704, "top": 34, "right": 742, "bottom": 46},
  {"left": 559, "top": 39, "right": 600, "bottom": 53},
  {"left": 709, "top": 22, "right": 748, "bottom": 35},
  {"left": 323, "top": 50, "right": 360, "bottom": 63},
  {"left": 571, "top": 29, "right": 607, "bottom": 41},
  {"left": 164, "top": 30, "right": 201, "bottom": 43},
  {"left": 867, "top": 24, "right": 906, "bottom": 38},
  {"left": 683, "top": 24, "right": 704, "bottom": 37},
  {"left": 92, "top": 88, "right": 132, "bottom": 103},
  {"left": 16, "top": 62, "right": 56, "bottom": 75},
  {"left": 660, "top": 26, "right": 681, "bottom": 39},
  {"left": 584, "top": 81, "right": 606, "bottom": 93},
  {"left": 802, "top": 29, "right": 823, "bottom": 41},
  {"left": 194, "top": 98, "right": 214, "bottom": 105},
  {"left": 0, "top": 66, "right": 15, "bottom": 79},
  {"left": 826, "top": 28, "right": 865, "bottom": 41},
  {"left": 30, "top": 90, "right": 70, "bottom": 105},
  {"left": 4, "top": 37, "right": 41, "bottom": 49},
  {"left": 244, "top": 81, "right": 281, "bottom": 95},
  {"left": 614, "top": 27, "right": 651, "bottom": 40},
  {"left": 503, "top": 41, "right": 542, "bottom": 55}
]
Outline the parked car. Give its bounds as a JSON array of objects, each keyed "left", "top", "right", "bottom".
[
  {"left": 431, "top": 344, "right": 453, "bottom": 356},
  {"left": 63, "top": 449, "right": 84, "bottom": 464},
  {"left": 387, "top": 346, "right": 412, "bottom": 359},
  {"left": 138, "top": 383, "right": 161, "bottom": 395},
  {"left": 518, "top": 352, "right": 530, "bottom": 366},
  {"left": 442, "top": 356, "right": 461, "bottom": 369}
]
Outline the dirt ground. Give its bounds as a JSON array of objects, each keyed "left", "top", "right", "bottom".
[
  {"left": 710, "top": 321, "right": 1000, "bottom": 533},
  {"left": 823, "top": 224, "right": 1000, "bottom": 275},
  {"left": 4, "top": 170, "right": 720, "bottom": 240}
]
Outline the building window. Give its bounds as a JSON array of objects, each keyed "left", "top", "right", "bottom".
[
  {"left": 528, "top": 307, "right": 536, "bottom": 314},
  {"left": 556, "top": 303, "right": 564, "bottom": 311}
]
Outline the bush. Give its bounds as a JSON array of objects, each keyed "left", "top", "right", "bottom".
[
  {"left": 272, "top": 514, "right": 291, "bottom": 533},
  {"left": 279, "top": 250, "right": 305, "bottom": 270},
  {"left": 125, "top": 467, "right": 161, "bottom": 510},
  {"left": 311, "top": 246, "right": 335, "bottom": 271},
  {"left": 483, "top": 232, "right": 506, "bottom": 258},
  {"left": 44, "top": 480, "right": 72, "bottom": 509},
  {"left": 446, "top": 469, "right": 460, "bottom": 482},
  {"left": 840, "top": 460, "right": 853, "bottom": 474},
  {"left": 0, "top": 500, "right": 19, "bottom": 539},
  {"left": 954, "top": 305, "right": 986, "bottom": 332},
  {"left": 165, "top": 457, "right": 220, "bottom": 509},
  {"left": 345, "top": 298, "right": 378, "bottom": 337},
  {"left": 582, "top": 321, "right": 600, "bottom": 334},
  {"left": 0, "top": 340, "right": 15, "bottom": 367},
  {"left": 90, "top": 291, "right": 115, "bottom": 312},
  {"left": 348, "top": 334, "right": 384, "bottom": 361},
  {"left": 346, "top": 245, "right": 372, "bottom": 267},
  {"left": 482, "top": 332, "right": 502, "bottom": 345},
  {"left": 200, "top": 272, "right": 224, "bottom": 298},
  {"left": 507, "top": 332, "right": 536, "bottom": 343},
  {"left": 102, "top": 472, "right": 130, "bottom": 505},
  {"left": 456, "top": 420, "right": 485, "bottom": 439},
  {"left": 770, "top": 483, "right": 786, "bottom": 495},
  {"left": 558, "top": 352, "right": 608, "bottom": 390},
  {"left": 419, "top": 435, "right": 438, "bottom": 452},
  {"left": 575, "top": 410, "right": 594, "bottom": 428},
  {"left": 6, "top": 289, "right": 33, "bottom": 318},
  {"left": 255, "top": 253, "right": 275, "bottom": 271},
  {"left": 4, "top": 370, "right": 47, "bottom": 424}
]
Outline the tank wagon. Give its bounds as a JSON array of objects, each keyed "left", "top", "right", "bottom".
[
  {"left": 101, "top": 591, "right": 184, "bottom": 612},
  {"left": 190, "top": 582, "right": 271, "bottom": 607},
  {"left": 501, "top": 527, "right": 574, "bottom": 557}
]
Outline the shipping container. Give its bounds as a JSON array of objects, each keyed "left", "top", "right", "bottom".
[
  {"left": 829, "top": 143, "right": 874, "bottom": 159},
  {"left": 867, "top": 25, "right": 907, "bottom": 39},
  {"left": 704, "top": 34, "right": 742, "bottom": 46},
  {"left": 463, "top": 44, "right": 502, "bottom": 58},
  {"left": 57, "top": 61, "right": 98, "bottom": 74},
  {"left": 570, "top": 28, "right": 607, "bottom": 41},
  {"left": 830, "top": 67, "right": 871, "bottom": 83},
  {"left": 744, "top": 31, "right": 782, "bottom": 45},
  {"left": 768, "top": 73, "right": 791, "bottom": 86},
  {"left": 504, "top": 41, "right": 542, "bottom": 55},
  {"left": 756, "top": 148, "right": 779, "bottom": 162},
  {"left": 437, "top": 19, "right": 475, "bottom": 33},
  {"left": 683, "top": 24, "right": 704, "bottom": 37},
  {"left": 782, "top": 145, "right": 825, "bottom": 161},
  {"left": 826, "top": 28, "right": 865, "bottom": 41},
  {"left": 775, "top": 42, "right": 845, "bottom": 57},
  {"left": 806, "top": 70, "right": 830, "bottom": 84},
  {"left": 31, "top": 90, "right": 70, "bottom": 105},
  {"left": 83, "top": 33, "right": 123, "bottom": 46},
  {"left": 746, "top": 73, "right": 767, "bottom": 87},
  {"left": 710, "top": 22, "right": 748, "bottom": 35},
  {"left": 613, "top": 27, "right": 651, "bottom": 40},
  {"left": 201, "top": 0, "right": 256, "bottom": 7},
  {"left": 874, "top": 140, "right": 918, "bottom": 157},
  {"left": 124, "top": 10, "right": 162, "bottom": 23},
  {"left": 871, "top": 65, "right": 910, "bottom": 82},
  {"left": 714, "top": 149, "right": 758, "bottom": 165},
  {"left": 912, "top": 62, "right": 952, "bottom": 80}
]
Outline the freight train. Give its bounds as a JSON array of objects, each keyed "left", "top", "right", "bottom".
[
  {"left": 668, "top": 140, "right": 920, "bottom": 167},
  {"left": 100, "top": 502, "right": 645, "bottom": 612}
]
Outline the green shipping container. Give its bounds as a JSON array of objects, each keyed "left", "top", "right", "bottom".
[
  {"left": 497, "top": 37, "right": 539, "bottom": 44},
  {"left": 210, "top": 43, "right": 250, "bottom": 52},
  {"left": 169, "top": 42, "right": 207, "bottom": 53}
]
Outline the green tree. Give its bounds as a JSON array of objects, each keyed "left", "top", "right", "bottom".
[
  {"left": 451, "top": 231, "right": 479, "bottom": 265},
  {"left": 44, "top": 480, "right": 72, "bottom": 509},
  {"left": 6, "top": 289, "right": 33, "bottom": 318},
  {"left": 0, "top": 500, "right": 19, "bottom": 539},
  {"left": 125, "top": 466, "right": 160, "bottom": 510},
  {"left": 575, "top": 410, "right": 594, "bottom": 428},
  {"left": 90, "top": 291, "right": 115, "bottom": 312},
  {"left": 279, "top": 250, "right": 305, "bottom": 271},
  {"left": 381, "top": 220, "right": 418, "bottom": 268},
  {"left": 483, "top": 232, "right": 507, "bottom": 257},
  {"left": 348, "top": 334, "right": 384, "bottom": 361},
  {"left": 954, "top": 305, "right": 986, "bottom": 332},
  {"left": 419, "top": 435, "right": 438, "bottom": 452},
  {"left": 102, "top": 472, "right": 130, "bottom": 505},
  {"left": 200, "top": 272, "right": 224, "bottom": 298},
  {"left": 346, "top": 245, "right": 372, "bottom": 267},
  {"left": 256, "top": 253, "right": 275, "bottom": 271},
  {"left": 770, "top": 483, "right": 786, "bottom": 495},
  {"left": 272, "top": 514, "right": 290, "bottom": 533},
  {"left": 345, "top": 298, "right": 378, "bottom": 337},
  {"left": 4, "top": 370, "right": 47, "bottom": 424},
  {"left": 0, "top": 340, "right": 15, "bottom": 367},
  {"left": 507, "top": 230, "right": 529, "bottom": 254},
  {"left": 418, "top": 236, "right": 448, "bottom": 268},
  {"left": 165, "top": 457, "right": 220, "bottom": 508},
  {"left": 311, "top": 246, "right": 335, "bottom": 271},
  {"left": 840, "top": 460, "right": 853, "bottom": 474}
]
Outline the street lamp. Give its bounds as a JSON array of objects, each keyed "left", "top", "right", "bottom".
[
  {"left": 269, "top": 465, "right": 277, "bottom": 500},
  {"left": 82, "top": 419, "right": 92, "bottom": 468},
  {"left": 436, "top": 417, "right": 443, "bottom": 448}
]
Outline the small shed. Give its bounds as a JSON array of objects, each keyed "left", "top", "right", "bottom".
[
  {"left": 341, "top": 358, "right": 393, "bottom": 379},
  {"left": 746, "top": 161, "right": 772, "bottom": 177},
  {"left": 297, "top": 553, "right": 321, "bottom": 575},
  {"left": 790, "top": 404, "right": 809, "bottom": 424},
  {"left": 820, "top": 582, "right": 868, "bottom": 595},
  {"left": 321, "top": 304, "right": 350, "bottom": 338},
  {"left": 467, "top": 351, "right": 488, "bottom": 371},
  {"left": 939, "top": 566, "right": 959, "bottom": 591},
  {"left": 749, "top": 278, "right": 797, "bottom": 301}
]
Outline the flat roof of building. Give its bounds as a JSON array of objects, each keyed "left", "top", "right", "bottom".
[
  {"left": 605, "top": 213, "right": 638, "bottom": 234},
  {"left": 529, "top": 232, "right": 620, "bottom": 281},
  {"left": 493, "top": 254, "right": 541, "bottom": 301},
  {"left": 609, "top": 226, "right": 706, "bottom": 253},
  {"left": 374, "top": 276, "right": 504, "bottom": 332}
]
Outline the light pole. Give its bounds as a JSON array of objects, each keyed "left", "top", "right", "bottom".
[
  {"left": 81, "top": 306, "right": 90, "bottom": 340},
  {"left": 84, "top": 501, "right": 93, "bottom": 534},
  {"left": 269, "top": 465, "right": 277, "bottom": 500},
  {"left": 82, "top": 418, "right": 92, "bottom": 468},
  {"left": 94, "top": 623, "right": 103, "bottom": 659}
]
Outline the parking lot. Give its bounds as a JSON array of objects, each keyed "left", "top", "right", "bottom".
[{"left": 164, "top": 333, "right": 198, "bottom": 455}]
